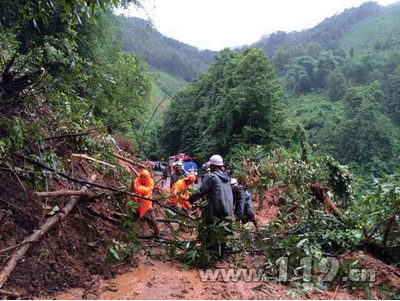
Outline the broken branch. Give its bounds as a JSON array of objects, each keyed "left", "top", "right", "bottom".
[
  {"left": 7, "top": 163, "right": 28, "bottom": 199},
  {"left": 112, "top": 152, "right": 147, "bottom": 169},
  {"left": 127, "top": 163, "right": 140, "bottom": 177},
  {"left": 72, "top": 154, "right": 116, "bottom": 168},
  {"left": 156, "top": 218, "right": 181, "bottom": 223},
  {"left": 0, "top": 197, "right": 34, "bottom": 219},
  {"left": 85, "top": 207, "right": 121, "bottom": 225}
]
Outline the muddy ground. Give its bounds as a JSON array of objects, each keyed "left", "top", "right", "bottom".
[{"left": 1, "top": 159, "right": 399, "bottom": 299}]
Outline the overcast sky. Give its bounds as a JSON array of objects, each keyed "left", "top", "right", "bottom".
[{"left": 116, "top": 0, "right": 399, "bottom": 50}]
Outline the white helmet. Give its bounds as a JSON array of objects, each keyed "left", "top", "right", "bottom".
[
  {"left": 230, "top": 178, "right": 238, "bottom": 186},
  {"left": 173, "top": 161, "right": 182, "bottom": 167},
  {"left": 208, "top": 154, "right": 224, "bottom": 166}
]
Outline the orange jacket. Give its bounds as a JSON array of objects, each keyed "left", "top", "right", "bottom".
[
  {"left": 167, "top": 178, "right": 191, "bottom": 210},
  {"left": 129, "top": 170, "right": 154, "bottom": 217}
]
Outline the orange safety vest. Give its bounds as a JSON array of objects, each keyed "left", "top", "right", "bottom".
[
  {"left": 167, "top": 179, "right": 191, "bottom": 210},
  {"left": 130, "top": 170, "right": 154, "bottom": 217}
]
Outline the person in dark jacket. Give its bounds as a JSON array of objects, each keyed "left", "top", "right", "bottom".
[
  {"left": 188, "top": 155, "right": 233, "bottom": 254},
  {"left": 230, "top": 178, "right": 258, "bottom": 230},
  {"left": 189, "top": 155, "right": 233, "bottom": 223},
  {"left": 170, "top": 161, "right": 185, "bottom": 188}
]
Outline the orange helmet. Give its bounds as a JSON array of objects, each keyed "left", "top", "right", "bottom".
[{"left": 139, "top": 169, "right": 151, "bottom": 185}]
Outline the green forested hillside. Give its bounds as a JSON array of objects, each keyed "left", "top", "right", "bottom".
[
  {"left": 253, "top": 1, "right": 381, "bottom": 56},
  {"left": 250, "top": 1, "right": 400, "bottom": 178},
  {"left": 340, "top": 2, "right": 400, "bottom": 52},
  {"left": 119, "top": 16, "right": 217, "bottom": 81},
  {"left": 151, "top": 67, "right": 187, "bottom": 99}
]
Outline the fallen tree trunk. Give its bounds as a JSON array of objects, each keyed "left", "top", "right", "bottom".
[
  {"left": 43, "top": 129, "right": 98, "bottom": 141},
  {"left": 112, "top": 152, "right": 147, "bottom": 170},
  {"left": 0, "top": 174, "right": 97, "bottom": 289},
  {"left": 34, "top": 190, "right": 93, "bottom": 198}
]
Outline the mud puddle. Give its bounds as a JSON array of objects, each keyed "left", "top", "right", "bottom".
[{"left": 47, "top": 257, "right": 202, "bottom": 300}]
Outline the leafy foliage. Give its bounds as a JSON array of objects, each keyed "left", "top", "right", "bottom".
[
  {"left": 161, "top": 47, "right": 284, "bottom": 163},
  {"left": 0, "top": 0, "right": 152, "bottom": 153}
]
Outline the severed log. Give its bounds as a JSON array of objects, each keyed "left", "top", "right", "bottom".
[
  {"left": 34, "top": 189, "right": 93, "bottom": 198},
  {"left": 309, "top": 183, "right": 342, "bottom": 219},
  {"left": 71, "top": 154, "right": 116, "bottom": 168},
  {"left": 0, "top": 174, "right": 97, "bottom": 289},
  {"left": 0, "top": 288, "right": 20, "bottom": 298},
  {"left": 112, "top": 152, "right": 147, "bottom": 170},
  {"left": 322, "top": 193, "right": 342, "bottom": 219}
]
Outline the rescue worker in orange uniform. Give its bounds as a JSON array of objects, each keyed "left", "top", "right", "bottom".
[
  {"left": 167, "top": 174, "right": 196, "bottom": 212},
  {"left": 129, "top": 169, "right": 159, "bottom": 235}
]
